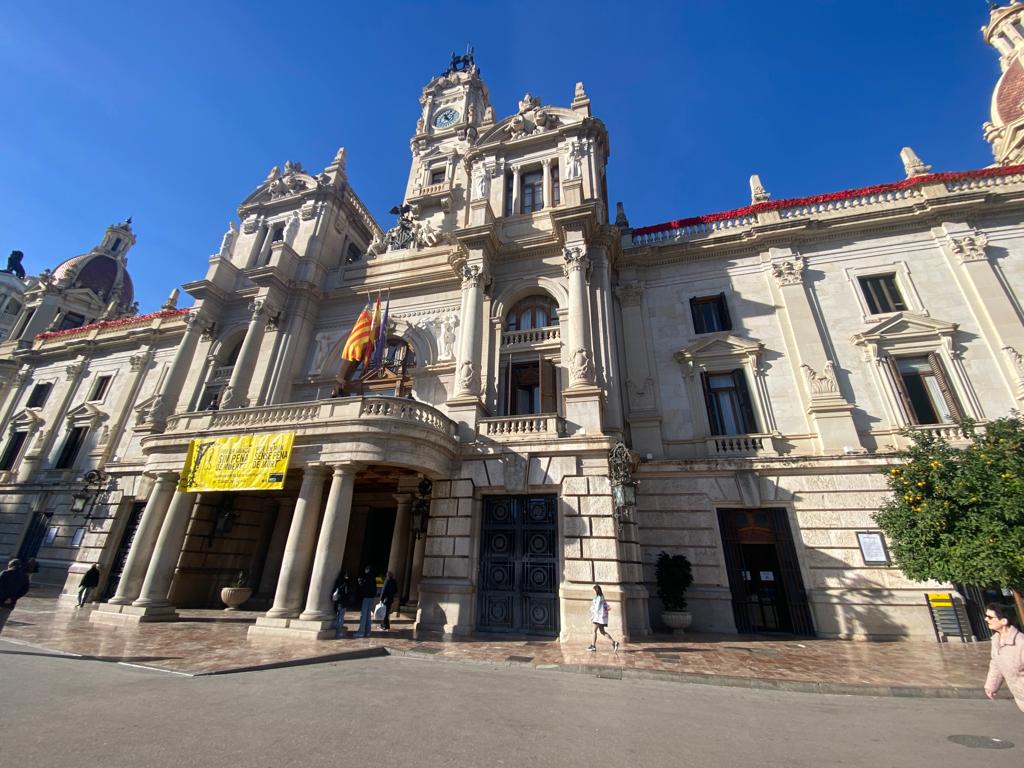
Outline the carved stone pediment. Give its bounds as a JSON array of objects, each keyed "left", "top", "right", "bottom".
[
  {"left": 65, "top": 402, "right": 106, "bottom": 427},
  {"left": 475, "top": 105, "right": 582, "bottom": 147},
  {"left": 852, "top": 312, "right": 958, "bottom": 347},
  {"left": 674, "top": 333, "right": 764, "bottom": 366},
  {"left": 238, "top": 161, "right": 333, "bottom": 209},
  {"left": 9, "top": 408, "right": 45, "bottom": 433}
]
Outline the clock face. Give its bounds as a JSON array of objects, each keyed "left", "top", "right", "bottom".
[{"left": 433, "top": 108, "right": 460, "bottom": 129}]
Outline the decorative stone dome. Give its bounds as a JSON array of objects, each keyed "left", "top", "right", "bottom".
[{"left": 51, "top": 220, "right": 136, "bottom": 315}]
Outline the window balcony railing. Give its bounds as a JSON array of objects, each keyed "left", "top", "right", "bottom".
[
  {"left": 501, "top": 326, "right": 560, "bottom": 347},
  {"left": 210, "top": 366, "right": 234, "bottom": 382},
  {"left": 479, "top": 413, "right": 566, "bottom": 440},
  {"left": 705, "top": 432, "right": 782, "bottom": 457}
]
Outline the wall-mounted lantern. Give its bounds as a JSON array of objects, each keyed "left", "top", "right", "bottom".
[
  {"left": 71, "top": 469, "right": 110, "bottom": 521},
  {"left": 609, "top": 442, "right": 638, "bottom": 534},
  {"left": 412, "top": 478, "right": 433, "bottom": 539}
]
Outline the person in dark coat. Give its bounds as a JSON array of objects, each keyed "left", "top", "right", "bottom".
[
  {"left": 332, "top": 570, "right": 351, "bottom": 638},
  {"left": 78, "top": 564, "right": 101, "bottom": 607},
  {"left": 353, "top": 565, "right": 378, "bottom": 638},
  {"left": 379, "top": 571, "right": 398, "bottom": 631},
  {"left": 0, "top": 559, "right": 31, "bottom": 635}
]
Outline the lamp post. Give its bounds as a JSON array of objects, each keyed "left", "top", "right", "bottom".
[
  {"left": 71, "top": 469, "right": 110, "bottom": 522},
  {"left": 411, "top": 478, "right": 433, "bottom": 539},
  {"left": 609, "top": 442, "right": 638, "bottom": 535}
]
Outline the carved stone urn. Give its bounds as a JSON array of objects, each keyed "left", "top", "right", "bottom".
[
  {"left": 660, "top": 610, "right": 693, "bottom": 634},
  {"left": 220, "top": 587, "right": 253, "bottom": 611}
]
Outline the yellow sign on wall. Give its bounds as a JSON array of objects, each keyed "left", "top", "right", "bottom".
[{"left": 178, "top": 432, "right": 295, "bottom": 493}]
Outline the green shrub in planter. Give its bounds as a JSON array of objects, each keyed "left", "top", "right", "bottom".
[{"left": 656, "top": 551, "right": 693, "bottom": 611}]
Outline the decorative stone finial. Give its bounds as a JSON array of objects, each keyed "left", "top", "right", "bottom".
[
  {"left": 614, "top": 202, "right": 630, "bottom": 228},
  {"left": 571, "top": 81, "right": 591, "bottom": 116},
  {"left": 334, "top": 147, "right": 347, "bottom": 168},
  {"left": 749, "top": 174, "right": 771, "bottom": 203},
  {"left": 162, "top": 288, "right": 179, "bottom": 310},
  {"left": 900, "top": 147, "right": 932, "bottom": 178},
  {"left": 266, "top": 166, "right": 280, "bottom": 181}
]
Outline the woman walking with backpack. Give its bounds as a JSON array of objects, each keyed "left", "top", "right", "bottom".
[{"left": 588, "top": 584, "right": 619, "bottom": 652}]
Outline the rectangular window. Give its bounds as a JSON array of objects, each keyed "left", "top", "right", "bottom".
[
  {"left": 71, "top": 527, "right": 86, "bottom": 547},
  {"left": 430, "top": 167, "right": 446, "bottom": 185},
  {"left": 0, "top": 431, "right": 27, "bottom": 471},
  {"left": 504, "top": 359, "right": 557, "bottom": 416},
  {"left": 702, "top": 370, "right": 758, "bottom": 436},
  {"left": 89, "top": 375, "right": 112, "bottom": 402},
  {"left": 505, "top": 173, "right": 515, "bottom": 217},
  {"left": 521, "top": 170, "right": 544, "bottom": 213},
  {"left": 894, "top": 355, "right": 961, "bottom": 425},
  {"left": 55, "top": 426, "right": 88, "bottom": 470},
  {"left": 44, "top": 526, "right": 59, "bottom": 546},
  {"left": 27, "top": 382, "right": 53, "bottom": 408},
  {"left": 551, "top": 164, "right": 560, "bottom": 206},
  {"left": 271, "top": 226, "right": 284, "bottom": 243},
  {"left": 56, "top": 312, "right": 86, "bottom": 331},
  {"left": 690, "top": 294, "right": 732, "bottom": 334},
  {"left": 859, "top": 274, "right": 907, "bottom": 314}
]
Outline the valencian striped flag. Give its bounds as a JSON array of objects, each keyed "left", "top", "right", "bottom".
[{"left": 341, "top": 300, "right": 374, "bottom": 362}]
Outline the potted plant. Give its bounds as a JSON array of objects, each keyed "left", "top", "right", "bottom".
[
  {"left": 220, "top": 570, "right": 252, "bottom": 611},
  {"left": 656, "top": 551, "right": 693, "bottom": 633}
]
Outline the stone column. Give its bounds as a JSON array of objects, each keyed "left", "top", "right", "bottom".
[
  {"left": 148, "top": 309, "right": 204, "bottom": 426},
  {"left": 563, "top": 246, "right": 595, "bottom": 388},
  {"left": 510, "top": 165, "right": 521, "bottom": 216},
  {"left": 542, "top": 158, "right": 553, "bottom": 209},
  {"left": 221, "top": 298, "right": 270, "bottom": 409},
  {"left": 132, "top": 489, "right": 198, "bottom": 610},
  {"left": 299, "top": 464, "right": 359, "bottom": 621},
  {"left": 387, "top": 493, "right": 413, "bottom": 590},
  {"left": 454, "top": 264, "right": 487, "bottom": 398},
  {"left": 264, "top": 466, "right": 327, "bottom": 618},
  {"left": 106, "top": 472, "right": 178, "bottom": 605},
  {"left": 257, "top": 500, "right": 294, "bottom": 596}
]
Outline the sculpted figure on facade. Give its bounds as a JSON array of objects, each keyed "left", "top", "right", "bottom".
[
  {"left": 570, "top": 347, "right": 592, "bottom": 384},
  {"left": 217, "top": 222, "right": 238, "bottom": 258},
  {"left": 311, "top": 331, "right": 341, "bottom": 375},
  {"left": 472, "top": 163, "right": 489, "bottom": 201},
  {"left": 439, "top": 319, "right": 457, "bottom": 361},
  {"left": 283, "top": 211, "right": 300, "bottom": 246}
]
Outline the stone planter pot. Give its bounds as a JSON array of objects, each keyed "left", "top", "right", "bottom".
[
  {"left": 220, "top": 587, "right": 253, "bottom": 611},
  {"left": 660, "top": 610, "right": 692, "bottom": 634}
]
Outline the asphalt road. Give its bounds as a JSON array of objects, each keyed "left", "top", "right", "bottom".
[{"left": 0, "top": 638, "right": 1019, "bottom": 768}]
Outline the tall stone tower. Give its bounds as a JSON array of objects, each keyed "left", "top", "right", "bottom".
[{"left": 983, "top": 1, "right": 1024, "bottom": 164}]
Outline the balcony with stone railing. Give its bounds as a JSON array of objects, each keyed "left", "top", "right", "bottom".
[
  {"left": 151, "top": 396, "right": 459, "bottom": 476},
  {"left": 479, "top": 413, "right": 566, "bottom": 441},
  {"left": 500, "top": 325, "right": 561, "bottom": 348}
]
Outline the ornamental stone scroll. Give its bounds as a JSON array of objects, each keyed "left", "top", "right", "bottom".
[
  {"left": 948, "top": 231, "right": 989, "bottom": 264},
  {"left": 801, "top": 361, "right": 839, "bottom": 396},
  {"left": 562, "top": 246, "right": 591, "bottom": 278},
  {"left": 770, "top": 255, "right": 806, "bottom": 287}
]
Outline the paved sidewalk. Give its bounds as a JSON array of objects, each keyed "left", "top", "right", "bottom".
[{"left": 0, "top": 594, "right": 998, "bottom": 698}]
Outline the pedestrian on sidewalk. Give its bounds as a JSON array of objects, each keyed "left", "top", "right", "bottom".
[
  {"left": 0, "top": 559, "right": 31, "bottom": 635},
  {"left": 77, "top": 564, "right": 100, "bottom": 607},
  {"left": 588, "top": 584, "right": 619, "bottom": 653},
  {"left": 354, "top": 565, "right": 377, "bottom": 638},
  {"left": 379, "top": 571, "right": 397, "bottom": 631},
  {"left": 984, "top": 602, "right": 1024, "bottom": 712},
  {"left": 332, "top": 570, "right": 351, "bottom": 638}
]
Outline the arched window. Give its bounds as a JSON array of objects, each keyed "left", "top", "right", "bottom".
[{"left": 505, "top": 295, "right": 559, "bottom": 331}]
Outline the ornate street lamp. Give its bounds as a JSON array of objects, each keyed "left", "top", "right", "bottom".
[{"left": 411, "top": 478, "right": 433, "bottom": 539}]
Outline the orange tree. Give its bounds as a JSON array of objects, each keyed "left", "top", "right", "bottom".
[{"left": 873, "top": 416, "right": 1024, "bottom": 619}]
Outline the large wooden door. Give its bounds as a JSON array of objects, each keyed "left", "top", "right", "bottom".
[{"left": 477, "top": 495, "right": 559, "bottom": 636}]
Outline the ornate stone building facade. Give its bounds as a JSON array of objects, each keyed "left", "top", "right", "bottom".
[{"left": 1, "top": 10, "right": 1023, "bottom": 643}]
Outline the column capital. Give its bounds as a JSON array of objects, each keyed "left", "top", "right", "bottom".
[
  {"left": 562, "top": 246, "right": 591, "bottom": 278},
  {"left": 770, "top": 254, "right": 805, "bottom": 287},
  {"left": 329, "top": 462, "right": 363, "bottom": 476},
  {"left": 947, "top": 231, "right": 989, "bottom": 264},
  {"left": 614, "top": 280, "right": 643, "bottom": 307},
  {"left": 460, "top": 263, "right": 490, "bottom": 290}
]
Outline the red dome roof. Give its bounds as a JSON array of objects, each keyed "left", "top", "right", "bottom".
[{"left": 52, "top": 252, "right": 134, "bottom": 309}]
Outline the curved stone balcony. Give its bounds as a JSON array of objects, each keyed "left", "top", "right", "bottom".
[{"left": 142, "top": 396, "right": 458, "bottom": 477}]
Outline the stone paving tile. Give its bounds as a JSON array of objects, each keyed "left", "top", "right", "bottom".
[{"left": 0, "top": 595, "right": 993, "bottom": 694}]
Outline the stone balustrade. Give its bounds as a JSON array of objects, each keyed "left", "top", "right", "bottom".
[
  {"left": 707, "top": 434, "right": 775, "bottom": 457},
  {"left": 479, "top": 414, "right": 566, "bottom": 440},
  {"left": 210, "top": 365, "right": 234, "bottom": 381},
  {"left": 501, "top": 326, "right": 561, "bottom": 346}
]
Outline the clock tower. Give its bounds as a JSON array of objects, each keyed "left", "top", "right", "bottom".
[{"left": 403, "top": 49, "right": 493, "bottom": 231}]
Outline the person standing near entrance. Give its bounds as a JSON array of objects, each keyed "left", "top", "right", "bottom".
[
  {"left": 332, "top": 570, "right": 351, "bottom": 639},
  {"left": 984, "top": 603, "right": 1024, "bottom": 712},
  {"left": 379, "top": 571, "right": 397, "bottom": 631},
  {"left": 588, "top": 584, "right": 619, "bottom": 652},
  {"left": 77, "top": 564, "right": 100, "bottom": 607},
  {"left": 0, "top": 559, "right": 30, "bottom": 635},
  {"left": 354, "top": 565, "right": 377, "bottom": 638}
]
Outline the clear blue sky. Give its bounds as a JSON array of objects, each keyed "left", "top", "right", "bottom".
[{"left": 0, "top": 1, "right": 998, "bottom": 314}]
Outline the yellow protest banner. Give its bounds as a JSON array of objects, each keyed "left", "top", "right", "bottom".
[{"left": 178, "top": 432, "right": 294, "bottom": 492}]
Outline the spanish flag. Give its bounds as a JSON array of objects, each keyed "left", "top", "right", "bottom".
[{"left": 341, "top": 301, "right": 374, "bottom": 362}]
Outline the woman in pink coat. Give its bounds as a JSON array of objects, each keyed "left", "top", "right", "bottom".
[{"left": 984, "top": 603, "right": 1024, "bottom": 713}]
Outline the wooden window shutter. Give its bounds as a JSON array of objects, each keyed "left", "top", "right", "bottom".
[
  {"left": 690, "top": 298, "right": 703, "bottom": 334},
  {"left": 717, "top": 292, "right": 732, "bottom": 331},
  {"left": 732, "top": 369, "right": 758, "bottom": 433},
  {"left": 884, "top": 356, "right": 917, "bottom": 424},
  {"left": 927, "top": 352, "right": 963, "bottom": 422},
  {"left": 700, "top": 370, "right": 721, "bottom": 435}
]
